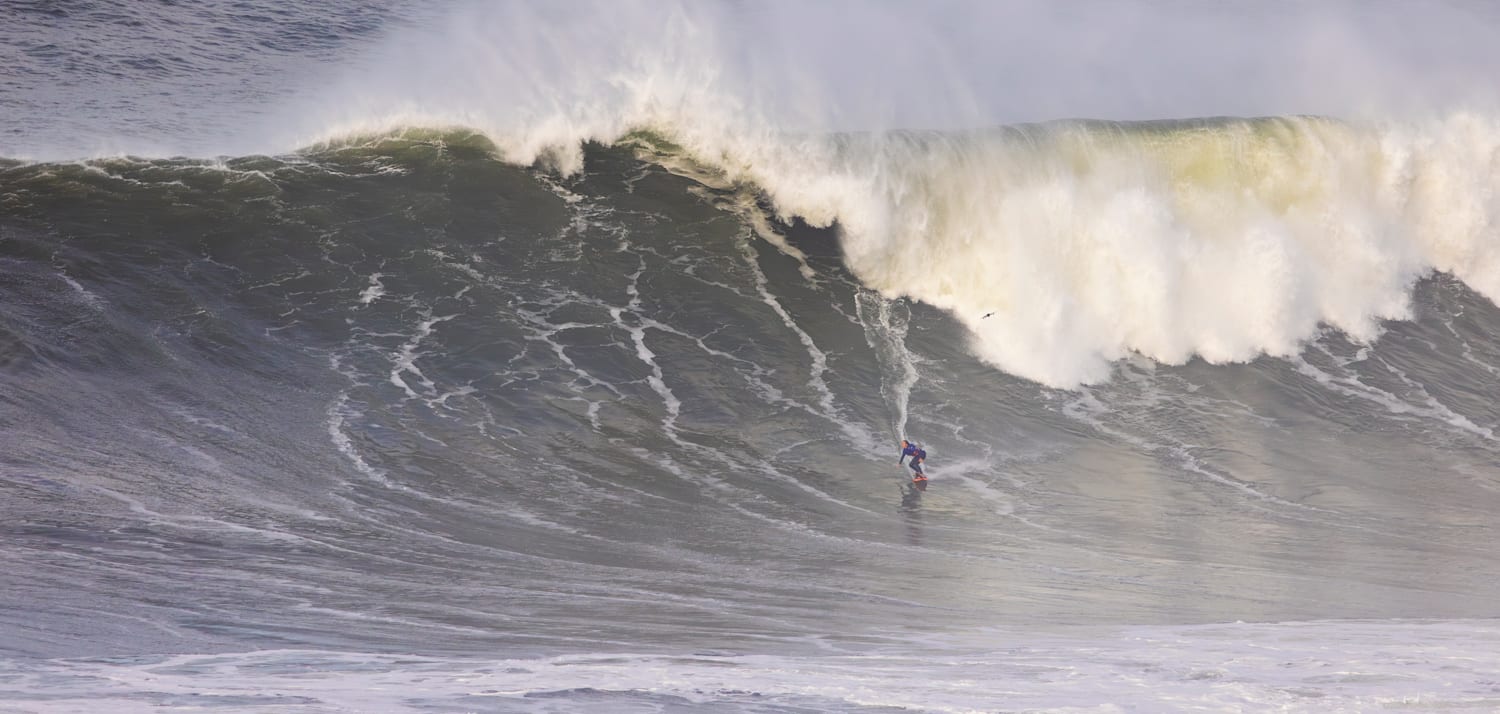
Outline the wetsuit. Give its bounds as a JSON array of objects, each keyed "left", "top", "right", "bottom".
[{"left": 899, "top": 441, "right": 927, "bottom": 476}]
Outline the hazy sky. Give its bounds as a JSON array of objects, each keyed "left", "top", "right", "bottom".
[
  {"left": 7, "top": 0, "right": 1500, "bottom": 157},
  {"left": 311, "top": 0, "right": 1500, "bottom": 142},
  {"left": 692, "top": 0, "right": 1500, "bottom": 126}
]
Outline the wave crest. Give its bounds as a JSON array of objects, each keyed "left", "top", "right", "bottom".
[
  {"left": 554, "top": 114, "right": 1500, "bottom": 387},
  {"left": 280, "top": 1, "right": 1500, "bottom": 387}
]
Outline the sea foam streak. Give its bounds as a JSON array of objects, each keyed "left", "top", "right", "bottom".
[{"left": 288, "top": 2, "right": 1500, "bottom": 387}]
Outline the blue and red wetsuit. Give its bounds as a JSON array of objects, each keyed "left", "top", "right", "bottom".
[{"left": 899, "top": 440, "right": 927, "bottom": 477}]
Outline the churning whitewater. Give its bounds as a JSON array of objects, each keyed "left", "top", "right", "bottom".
[
  {"left": 620, "top": 114, "right": 1500, "bottom": 387},
  {"left": 4, "top": 1, "right": 1500, "bottom": 712}
]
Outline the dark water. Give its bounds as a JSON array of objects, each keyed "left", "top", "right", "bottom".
[{"left": 5, "top": 1, "right": 1500, "bottom": 711}]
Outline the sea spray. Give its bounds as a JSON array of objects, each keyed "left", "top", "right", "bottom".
[
  {"left": 266, "top": 3, "right": 1500, "bottom": 386},
  {"left": 856, "top": 291, "right": 918, "bottom": 441},
  {"left": 589, "top": 115, "right": 1500, "bottom": 387}
]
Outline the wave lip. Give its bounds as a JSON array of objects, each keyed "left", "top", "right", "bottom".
[
  {"left": 14, "top": 109, "right": 1500, "bottom": 388},
  {"left": 516, "top": 113, "right": 1500, "bottom": 387}
]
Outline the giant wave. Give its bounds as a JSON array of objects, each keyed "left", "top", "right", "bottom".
[{"left": 7, "top": 1, "right": 1500, "bottom": 711}]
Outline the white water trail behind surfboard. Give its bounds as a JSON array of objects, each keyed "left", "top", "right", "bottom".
[{"left": 856, "top": 291, "right": 919, "bottom": 444}]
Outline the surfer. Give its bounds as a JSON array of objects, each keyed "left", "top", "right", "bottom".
[{"left": 899, "top": 439, "right": 928, "bottom": 489}]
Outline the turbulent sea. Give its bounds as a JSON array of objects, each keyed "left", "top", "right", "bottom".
[{"left": 5, "top": 1, "right": 1500, "bottom": 712}]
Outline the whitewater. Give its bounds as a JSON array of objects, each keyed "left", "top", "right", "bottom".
[
  {"left": 272, "top": 1, "right": 1500, "bottom": 389},
  {"left": 4, "top": 1, "right": 1500, "bottom": 712}
]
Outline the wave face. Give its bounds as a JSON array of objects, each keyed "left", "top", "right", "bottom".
[
  {"left": 4, "top": 136, "right": 1500, "bottom": 711},
  {"left": 7, "top": 1, "right": 1500, "bottom": 711}
]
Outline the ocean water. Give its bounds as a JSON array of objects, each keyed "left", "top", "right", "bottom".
[{"left": 4, "top": 2, "right": 1500, "bottom": 712}]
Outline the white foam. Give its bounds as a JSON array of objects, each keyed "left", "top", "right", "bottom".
[
  {"left": 614, "top": 259, "right": 682, "bottom": 430},
  {"left": 324, "top": 392, "right": 400, "bottom": 490},
  {"left": 855, "top": 291, "right": 919, "bottom": 442},
  {"left": 1293, "top": 348, "right": 1496, "bottom": 441},
  {"left": 388, "top": 312, "right": 456, "bottom": 400},
  {"left": 58, "top": 273, "right": 104, "bottom": 310},
  {"left": 1060, "top": 380, "right": 1337, "bottom": 519},
  {"left": 357, "top": 272, "right": 385, "bottom": 305},
  {"left": 14, "top": 619, "right": 1500, "bottom": 713},
  {"left": 734, "top": 233, "right": 879, "bottom": 451}
]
